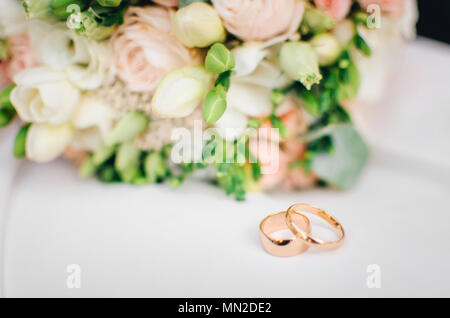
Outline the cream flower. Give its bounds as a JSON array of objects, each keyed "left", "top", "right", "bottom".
[
  {"left": 71, "top": 94, "right": 115, "bottom": 151},
  {"left": 112, "top": 6, "right": 201, "bottom": 93},
  {"left": 313, "top": 0, "right": 352, "bottom": 21},
  {"left": 26, "top": 123, "right": 74, "bottom": 163},
  {"left": 212, "top": 0, "right": 305, "bottom": 42},
  {"left": 11, "top": 67, "right": 80, "bottom": 125},
  {"left": 29, "top": 21, "right": 114, "bottom": 90},
  {"left": 0, "top": 0, "right": 28, "bottom": 38}
]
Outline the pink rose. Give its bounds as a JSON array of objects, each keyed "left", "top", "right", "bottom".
[
  {"left": 212, "top": 0, "right": 305, "bottom": 42},
  {"left": 0, "top": 60, "right": 11, "bottom": 88},
  {"left": 112, "top": 6, "right": 201, "bottom": 92},
  {"left": 314, "top": 0, "right": 352, "bottom": 21},
  {"left": 7, "top": 34, "right": 36, "bottom": 80},
  {"left": 152, "top": 0, "right": 178, "bottom": 7},
  {"left": 358, "top": 0, "right": 404, "bottom": 17}
]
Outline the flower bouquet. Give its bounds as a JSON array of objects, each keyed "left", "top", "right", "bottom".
[{"left": 0, "top": 0, "right": 417, "bottom": 200}]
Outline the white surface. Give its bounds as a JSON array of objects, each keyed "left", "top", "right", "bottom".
[{"left": 2, "top": 38, "right": 450, "bottom": 297}]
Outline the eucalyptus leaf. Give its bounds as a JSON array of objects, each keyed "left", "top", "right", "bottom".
[{"left": 303, "top": 124, "right": 368, "bottom": 189}]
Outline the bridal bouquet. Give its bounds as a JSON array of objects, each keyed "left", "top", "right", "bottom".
[{"left": 0, "top": 0, "right": 417, "bottom": 200}]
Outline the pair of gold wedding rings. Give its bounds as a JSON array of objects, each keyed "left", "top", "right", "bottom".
[{"left": 260, "top": 203, "right": 345, "bottom": 257}]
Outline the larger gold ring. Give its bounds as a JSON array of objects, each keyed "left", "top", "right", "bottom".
[
  {"left": 260, "top": 211, "right": 311, "bottom": 257},
  {"left": 286, "top": 203, "right": 345, "bottom": 250}
]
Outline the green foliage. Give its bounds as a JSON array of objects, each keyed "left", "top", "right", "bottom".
[
  {"left": 179, "top": 0, "right": 210, "bottom": 8},
  {"left": 13, "top": 124, "right": 31, "bottom": 158}
]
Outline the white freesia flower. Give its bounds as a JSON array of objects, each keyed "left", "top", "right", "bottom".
[
  {"left": 26, "top": 123, "right": 74, "bottom": 163},
  {"left": 152, "top": 66, "right": 213, "bottom": 119},
  {"left": 215, "top": 45, "right": 290, "bottom": 141},
  {"left": 11, "top": 67, "right": 80, "bottom": 125},
  {"left": 0, "top": 0, "right": 28, "bottom": 38},
  {"left": 29, "top": 21, "right": 114, "bottom": 90},
  {"left": 71, "top": 94, "right": 115, "bottom": 151}
]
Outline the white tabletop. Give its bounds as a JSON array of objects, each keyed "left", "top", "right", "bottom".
[{"left": 1, "top": 38, "right": 450, "bottom": 298}]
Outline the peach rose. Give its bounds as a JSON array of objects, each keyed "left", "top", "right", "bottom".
[
  {"left": 314, "top": 0, "right": 352, "bottom": 21},
  {"left": 358, "top": 0, "right": 404, "bottom": 17},
  {"left": 152, "top": 0, "right": 178, "bottom": 7},
  {"left": 250, "top": 102, "right": 312, "bottom": 190},
  {"left": 0, "top": 60, "right": 11, "bottom": 88},
  {"left": 112, "top": 6, "right": 201, "bottom": 92},
  {"left": 211, "top": 0, "right": 305, "bottom": 42},
  {"left": 7, "top": 34, "right": 36, "bottom": 80}
]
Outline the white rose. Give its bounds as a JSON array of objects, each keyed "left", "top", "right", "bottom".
[
  {"left": 11, "top": 67, "right": 81, "bottom": 125},
  {"left": 71, "top": 94, "right": 115, "bottom": 151},
  {"left": 0, "top": 0, "right": 28, "bottom": 38},
  {"left": 29, "top": 21, "right": 114, "bottom": 90},
  {"left": 26, "top": 123, "right": 74, "bottom": 163}
]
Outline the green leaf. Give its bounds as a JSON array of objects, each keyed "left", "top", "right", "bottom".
[
  {"left": 355, "top": 33, "right": 372, "bottom": 57},
  {"left": 338, "top": 61, "right": 360, "bottom": 101},
  {"left": 92, "top": 143, "right": 116, "bottom": 166},
  {"left": 299, "top": 89, "right": 320, "bottom": 116},
  {"left": 0, "top": 107, "right": 15, "bottom": 127},
  {"left": 205, "top": 43, "right": 235, "bottom": 74},
  {"left": 307, "top": 124, "right": 369, "bottom": 189},
  {"left": 0, "top": 84, "right": 16, "bottom": 108},
  {"left": 13, "top": 124, "right": 31, "bottom": 158},
  {"left": 202, "top": 86, "right": 227, "bottom": 124},
  {"left": 214, "top": 70, "right": 232, "bottom": 91},
  {"left": 270, "top": 115, "right": 289, "bottom": 139}
]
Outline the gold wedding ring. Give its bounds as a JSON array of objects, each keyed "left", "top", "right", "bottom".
[
  {"left": 259, "top": 203, "right": 345, "bottom": 256},
  {"left": 286, "top": 203, "right": 345, "bottom": 250},
  {"left": 260, "top": 211, "right": 311, "bottom": 257}
]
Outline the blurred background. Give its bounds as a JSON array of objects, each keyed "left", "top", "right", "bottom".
[{"left": 417, "top": 1, "right": 450, "bottom": 44}]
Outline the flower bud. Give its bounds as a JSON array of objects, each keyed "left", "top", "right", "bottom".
[
  {"left": 23, "top": 0, "right": 54, "bottom": 20},
  {"left": 310, "top": 33, "right": 341, "bottom": 66},
  {"left": 144, "top": 152, "right": 168, "bottom": 183},
  {"left": 202, "top": 86, "right": 227, "bottom": 124},
  {"left": 152, "top": 65, "right": 213, "bottom": 119},
  {"left": 68, "top": 10, "right": 116, "bottom": 40},
  {"left": 301, "top": 6, "right": 335, "bottom": 34},
  {"left": 173, "top": 2, "right": 226, "bottom": 48},
  {"left": 205, "top": 43, "right": 235, "bottom": 74},
  {"left": 26, "top": 123, "right": 74, "bottom": 162},
  {"left": 51, "top": 0, "right": 89, "bottom": 20},
  {"left": 115, "top": 141, "right": 141, "bottom": 182},
  {"left": 96, "top": 0, "right": 122, "bottom": 7},
  {"left": 279, "top": 41, "right": 322, "bottom": 90},
  {"left": 105, "top": 111, "right": 149, "bottom": 146}
]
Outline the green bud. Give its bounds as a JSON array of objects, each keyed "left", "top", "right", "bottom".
[
  {"left": 96, "top": 0, "right": 122, "bottom": 7},
  {"left": 105, "top": 111, "right": 149, "bottom": 146},
  {"left": 279, "top": 41, "right": 322, "bottom": 90},
  {"left": 79, "top": 155, "right": 96, "bottom": 178},
  {"left": 144, "top": 152, "right": 168, "bottom": 183},
  {"left": 23, "top": 0, "right": 54, "bottom": 20},
  {"left": 13, "top": 124, "right": 31, "bottom": 158},
  {"left": 92, "top": 143, "right": 116, "bottom": 166},
  {"left": 270, "top": 89, "right": 284, "bottom": 107},
  {"left": 51, "top": 0, "right": 89, "bottom": 20},
  {"left": 0, "top": 107, "right": 16, "bottom": 127},
  {"left": 68, "top": 10, "right": 116, "bottom": 40},
  {"left": 301, "top": 6, "right": 335, "bottom": 34},
  {"left": 205, "top": 43, "right": 235, "bottom": 74},
  {"left": 202, "top": 86, "right": 227, "bottom": 125},
  {"left": 0, "top": 40, "right": 10, "bottom": 61},
  {"left": 354, "top": 12, "right": 369, "bottom": 25},
  {"left": 115, "top": 141, "right": 142, "bottom": 183},
  {"left": 0, "top": 84, "right": 16, "bottom": 109}
]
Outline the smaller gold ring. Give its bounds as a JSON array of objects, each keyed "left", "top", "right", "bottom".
[
  {"left": 260, "top": 211, "right": 311, "bottom": 257},
  {"left": 286, "top": 203, "right": 344, "bottom": 250}
]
